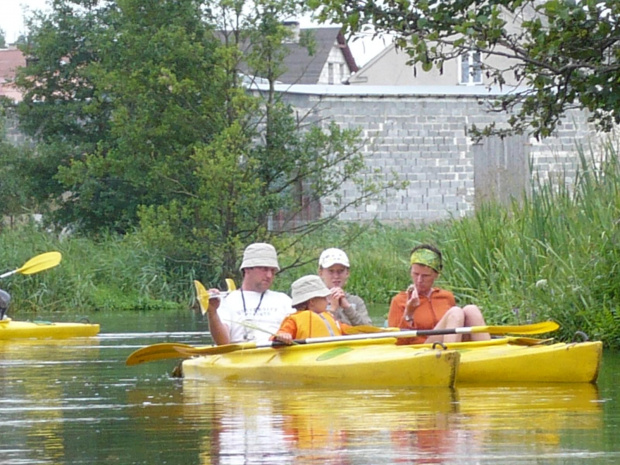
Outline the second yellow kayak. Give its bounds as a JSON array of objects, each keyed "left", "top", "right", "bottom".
[{"left": 0, "top": 318, "right": 100, "bottom": 339}]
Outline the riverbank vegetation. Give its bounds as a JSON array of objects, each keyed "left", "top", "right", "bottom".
[{"left": 1, "top": 143, "right": 619, "bottom": 348}]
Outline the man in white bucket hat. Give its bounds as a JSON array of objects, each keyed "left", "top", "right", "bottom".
[
  {"left": 206, "top": 243, "right": 293, "bottom": 345},
  {"left": 318, "top": 248, "right": 372, "bottom": 326}
]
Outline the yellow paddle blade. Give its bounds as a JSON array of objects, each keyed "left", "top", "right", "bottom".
[
  {"left": 18, "top": 251, "right": 62, "bottom": 274},
  {"left": 225, "top": 278, "right": 237, "bottom": 292},
  {"left": 1, "top": 252, "right": 62, "bottom": 279},
  {"left": 483, "top": 321, "right": 559, "bottom": 335},
  {"left": 125, "top": 342, "right": 197, "bottom": 366},
  {"left": 193, "top": 280, "right": 210, "bottom": 316},
  {"left": 174, "top": 342, "right": 254, "bottom": 357}
]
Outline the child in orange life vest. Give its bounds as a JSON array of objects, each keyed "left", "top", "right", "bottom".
[{"left": 272, "top": 275, "right": 352, "bottom": 345}]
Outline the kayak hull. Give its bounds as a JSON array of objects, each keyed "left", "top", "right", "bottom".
[
  {"left": 182, "top": 337, "right": 601, "bottom": 387},
  {"left": 183, "top": 338, "right": 459, "bottom": 388},
  {"left": 0, "top": 319, "right": 100, "bottom": 339},
  {"left": 454, "top": 339, "right": 602, "bottom": 384}
]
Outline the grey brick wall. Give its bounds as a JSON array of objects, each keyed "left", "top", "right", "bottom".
[{"left": 270, "top": 85, "right": 597, "bottom": 223}]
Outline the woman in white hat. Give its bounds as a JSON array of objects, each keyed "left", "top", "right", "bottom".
[
  {"left": 318, "top": 248, "right": 372, "bottom": 326},
  {"left": 206, "top": 243, "right": 293, "bottom": 345},
  {"left": 272, "top": 275, "right": 351, "bottom": 345}
]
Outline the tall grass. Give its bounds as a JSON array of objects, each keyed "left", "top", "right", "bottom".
[
  {"left": 0, "top": 227, "right": 192, "bottom": 315},
  {"left": 337, "top": 142, "right": 620, "bottom": 347},
  {"left": 1, "top": 142, "right": 619, "bottom": 347}
]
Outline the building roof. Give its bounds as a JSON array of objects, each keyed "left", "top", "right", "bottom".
[
  {"left": 248, "top": 82, "right": 527, "bottom": 97},
  {"left": 224, "top": 26, "right": 358, "bottom": 85},
  {"left": 277, "top": 27, "right": 358, "bottom": 85},
  {"left": 0, "top": 46, "right": 26, "bottom": 102}
]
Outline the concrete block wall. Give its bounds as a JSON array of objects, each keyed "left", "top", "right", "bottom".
[{"left": 275, "top": 86, "right": 598, "bottom": 223}]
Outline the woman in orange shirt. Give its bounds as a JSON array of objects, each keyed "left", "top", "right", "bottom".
[
  {"left": 387, "top": 244, "right": 490, "bottom": 344},
  {"left": 273, "top": 275, "right": 351, "bottom": 344}
]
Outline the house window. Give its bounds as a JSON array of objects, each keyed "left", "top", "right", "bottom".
[
  {"left": 459, "top": 51, "right": 482, "bottom": 85},
  {"left": 328, "top": 63, "right": 334, "bottom": 85}
]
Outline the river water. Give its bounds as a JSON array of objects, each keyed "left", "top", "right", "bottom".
[{"left": 1, "top": 309, "right": 619, "bottom": 464}]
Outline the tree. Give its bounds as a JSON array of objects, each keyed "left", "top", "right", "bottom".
[
  {"left": 0, "top": 99, "right": 28, "bottom": 224},
  {"left": 137, "top": 1, "right": 405, "bottom": 280},
  {"left": 0, "top": 28, "right": 6, "bottom": 48},
  {"left": 15, "top": 0, "right": 405, "bottom": 280},
  {"left": 310, "top": 0, "right": 620, "bottom": 139},
  {"left": 15, "top": 1, "right": 115, "bottom": 227}
]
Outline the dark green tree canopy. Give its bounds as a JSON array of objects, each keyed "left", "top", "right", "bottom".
[
  {"left": 310, "top": 0, "right": 620, "bottom": 139},
  {"left": 10, "top": 0, "right": 405, "bottom": 279}
]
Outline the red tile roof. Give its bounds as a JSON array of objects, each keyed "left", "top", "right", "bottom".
[{"left": 0, "top": 47, "right": 26, "bottom": 102}]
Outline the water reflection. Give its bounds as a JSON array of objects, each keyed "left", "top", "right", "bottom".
[
  {"left": 0, "top": 338, "right": 101, "bottom": 464},
  {"left": 1, "top": 311, "right": 618, "bottom": 465},
  {"left": 181, "top": 381, "right": 602, "bottom": 464}
]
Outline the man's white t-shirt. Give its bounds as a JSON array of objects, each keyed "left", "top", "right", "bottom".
[{"left": 216, "top": 289, "right": 293, "bottom": 344}]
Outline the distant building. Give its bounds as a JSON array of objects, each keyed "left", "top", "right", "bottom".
[
  {"left": 346, "top": 8, "right": 529, "bottom": 87},
  {"left": 0, "top": 45, "right": 26, "bottom": 102},
  {"left": 225, "top": 23, "right": 358, "bottom": 85}
]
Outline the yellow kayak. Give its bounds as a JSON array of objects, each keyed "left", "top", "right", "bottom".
[
  {"left": 459, "top": 339, "right": 602, "bottom": 384},
  {"left": 183, "top": 337, "right": 460, "bottom": 388},
  {"left": 415, "top": 337, "right": 602, "bottom": 384},
  {"left": 0, "top": 318, "right": 100, "bottom": 339},
  {"left": 181, "top": 336, "right": 601, "bottom": 386}
]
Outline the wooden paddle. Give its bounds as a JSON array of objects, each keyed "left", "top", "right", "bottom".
[
  {"left": 125, "top": 321, "right": 559, "bottom": 365},
  {"left": 0, "top": 252, "right": 63, "bottom": 279}
]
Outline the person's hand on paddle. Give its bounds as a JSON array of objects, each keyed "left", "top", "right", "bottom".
[
  {"left": 329, "top": 286, "right": 349, "bottom": 311},
  {"left": 273, "top": 331, "right": 293, "bottom": 345},
  {"left": 207, "top": 288, "right": 221, "bottom": 313}
]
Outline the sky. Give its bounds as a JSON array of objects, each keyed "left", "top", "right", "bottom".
[
  {"left": 1, "top": 0, "right": 389, "bottom": 66},
  {"left": 1, "top": 0, "right": 49, "bottom": 44}
]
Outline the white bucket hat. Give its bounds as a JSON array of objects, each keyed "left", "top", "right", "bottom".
[
  {"left": 291, "top": 275, "right": 331, "bottom": 307},
  {"left": 240, "top": 243, "right": 280, "bottom": 271},
  {"left": 318, "top": 248, "right": 350, "bottom": 268}
]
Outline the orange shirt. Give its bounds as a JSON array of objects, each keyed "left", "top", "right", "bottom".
[
  {"left": 276, "top": 310, "right": 351, "bottom": 340},
  {"left": 387, "top": 288, "right": 456, "bottom": 344}
]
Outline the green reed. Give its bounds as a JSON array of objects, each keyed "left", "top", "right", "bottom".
[
  {"left": 338, "top": 142, "right": 620, "bottom": 347},
  {"left": 1, "top": 141, "right": 619, "bottom": 347},
  {"left": 0, "top": 226, "right": 190, "bottom": 316}
]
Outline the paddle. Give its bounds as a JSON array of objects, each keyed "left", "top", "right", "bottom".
[
  {"left": 125, "top": 340, "right": 257, "bottom": 366},
  {"left": 125, "top": 279, "right": 240, "bottom": 365},
  {"left": 0, "top": 252, "right": 63, "bottom": 279},
  {"left": 175, "top": 321, "right": 560, "bottom": 356},
  {"left": 124, "top": 320, "right": 559, "bottom": 365},
  {"left": 193, "top": 279, "right": 237, "bottom": 316}
]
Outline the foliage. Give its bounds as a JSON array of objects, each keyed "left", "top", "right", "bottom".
[
  {"left": 2, "top": 140, "right": 620, "bottom": 347},
  {"left": 16, "top": 0, "right": 223, "bottom": 233},
  {"left": 0, "top": 99, "right": 36, "bottom": 223},
  {"left": 13, "top": 0, "right": 404, "bottom": 280},
  {"left": 0, "top": 225, "right": 190, "bottom": 315},
  {"left": 310, "top": 0, "right": 620, "bottom": 139},
  {"left": 273, "top": 140, "right": 620, "bottom": 347}
]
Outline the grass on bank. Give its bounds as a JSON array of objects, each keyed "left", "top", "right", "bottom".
[{"left": 1, "top": 143, "right": 619, "bottom": 348}]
